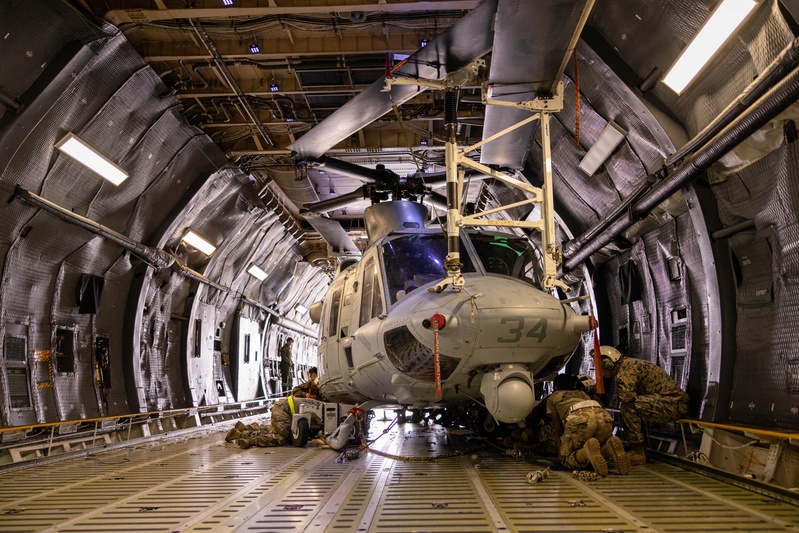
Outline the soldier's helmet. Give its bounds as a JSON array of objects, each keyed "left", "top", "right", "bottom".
[{"left": 600, "top": 345, "right": 622, "bottom": 369}]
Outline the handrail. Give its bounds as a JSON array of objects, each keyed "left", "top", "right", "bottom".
[
  {"left": 0, "top": 400, "right": 271, "bottom": 435},
  {"left": 677, "top": 418, "right": 799, "bottom": 441}
]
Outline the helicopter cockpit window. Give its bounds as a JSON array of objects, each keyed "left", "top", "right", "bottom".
[
  {"left": 468, "top": 233, "right": 542, "bottom": 287},
  {"left": 382, "top": 235, "right": 476, "bottom": 304},
  {"left": 359, "top": 256, "right": 384, "bottom": 327}
]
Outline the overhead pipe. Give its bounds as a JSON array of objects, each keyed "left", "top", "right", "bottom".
[
  {"left": 563, "top": 36, "right": 799, "bottom": 262},
  {"left": 563, "top": 62, "right": 799, "bottom": 272},
  {"left": 11, "top": 185, "right": 175, "bottom": 269},
  {"left": 188, "top": 19, "right": 275, "bottom": 147},
  {"left": 711, "top": 219, "right": 756, "bottom": 240},
  {"left": 11, "top": 185, "right": 315, "bottom": 332},
  {"left": 665, "top": 36, "right": 799, "bottom": 167}
]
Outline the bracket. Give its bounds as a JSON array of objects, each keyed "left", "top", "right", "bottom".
[{"left": 382, "top": 59, "right": 485, "bottom": 93}]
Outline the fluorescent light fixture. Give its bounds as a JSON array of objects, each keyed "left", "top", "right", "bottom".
[
  {"left": 295, "top": 304, "right": 308, "bottom": 314},
  {"left": 249, "top": 44, "right": 260, "bottom": 54},
  {"left": 663, "top": 0, "right": 757, "bottom": 94},
  {"left": 55, "top": 133, "right": 129, "bottom": 186},
  {"left": 222, "top": 0, "right": 234, "bottom": 6},
  {"left": 269, "top": 83, "right": 279, "bottom": 92},
  {"left": 181, "top": 230, "right": 216, "bottom": 256},
  {"left": 247, "top": 263, "right": 267, "bottom": 281},
  {"left": 578, "top": 121, "right": 627, "bottom": 176}
]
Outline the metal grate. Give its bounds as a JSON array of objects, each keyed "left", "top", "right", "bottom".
[{"left": 1, "top": 419, "right": 798, "bottom": 533}]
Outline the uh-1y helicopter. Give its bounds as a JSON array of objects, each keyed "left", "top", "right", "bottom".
[{"left": 287, "top": 0, "right": 597, "bottom": 448}]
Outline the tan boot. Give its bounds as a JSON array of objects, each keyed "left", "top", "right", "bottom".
[
  {"left": 238, "top": 438, "right": 252, "bottom": 449},
  {"left": 234, "top": 421, "right": 247, "bottom": 432},
  {"left": 577, "top": 438, "right": 608, "bottom": 477},
  {"left": 601, "top": 436, "right": 630, "bottom": 475},
  {"left": 628, "top": 443, "right": 647, "bottom": 465},
  {"left": 225, "top": 428, "right": 241, "bottom": 442}
]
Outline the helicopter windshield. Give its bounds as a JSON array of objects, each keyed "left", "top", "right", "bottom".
[
  {"left": 468, "top": 232, "right": 542, "bottom": 288},
  {"left": 382, "top": 234, "right": 476, "bottom": 304}
]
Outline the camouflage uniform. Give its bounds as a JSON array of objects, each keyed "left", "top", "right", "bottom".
[
  {"left": 546, "top": 390, "right": 614, "bottom": 469},
  {"left": 239, "top": 397, "right": 324, "bottom": 448},
  {"left": 279, "top": 342, "right": 293, "bottom": 391},
  {"left": 292, "top": 378, "right": 325, "bottom": 400},
  {"left": 616, "top": 357, "right": 689, "bottom": 444}
]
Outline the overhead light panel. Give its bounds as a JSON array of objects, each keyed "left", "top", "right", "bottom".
[
  {"left": 249, "top": 44, "right": 260, "bottom": 54},
  {"left": 420, "top": 39, "right": 429, "bottom": 47},
  {"left": 181, "top": 230, "right": 216, "bottom": 256},
  {"left": 295, "top": 304, "right": 308, "bottom": 314},
  {"left": 269, "top": 83, "right": 279, "bottom": 92},
  {"left": 222, "top": 0, "right": 234, "bottom": 6},
  {"left": 55, "top": 133, "right": 128, "bottom": 186},
  {"left": 247, "top": 263, "right": 267, "bottom": 281},
  {"left": 578, "top": 121, "right": 627, "bottom": 176},
  {"left": 663, "top": 0, "right": 757, "bottom": 94}
]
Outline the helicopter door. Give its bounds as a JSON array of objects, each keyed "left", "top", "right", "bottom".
[{"left": 319, "top": 285, "right": 343, "bottom": 381}]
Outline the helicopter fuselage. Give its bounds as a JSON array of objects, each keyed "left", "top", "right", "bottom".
[{"left": 315, "top": 225, "right": 591, "bottom": 423}]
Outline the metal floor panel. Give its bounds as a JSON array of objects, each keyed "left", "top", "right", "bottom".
[{"left": 1, "top": 420, "right": 798, "bottom": 533}]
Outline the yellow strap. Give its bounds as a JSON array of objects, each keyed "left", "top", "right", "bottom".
[{"left": 287, "top": 395, "right": 296, "bottom": 416}]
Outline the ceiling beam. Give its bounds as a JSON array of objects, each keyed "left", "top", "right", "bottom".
[{"left": 104, "top": 1, "right": 480, "bottom": 24}]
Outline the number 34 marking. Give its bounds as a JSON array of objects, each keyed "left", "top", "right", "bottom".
[{"left": 497, "top": 317, "right": 548, "bottom": 343}]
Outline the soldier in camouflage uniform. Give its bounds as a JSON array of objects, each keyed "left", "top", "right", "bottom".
[
  {"left": 225, "top": 396, "right": 324, "bottom": 448},
  {"left": 546, "top": 374, "right": 630, "bottom": 476},
  {"left": 291, "top": 367, "right": 326, "bottom": 400},
  {"left": 601, "top": 345, "right": 689, "bottom": 465}
]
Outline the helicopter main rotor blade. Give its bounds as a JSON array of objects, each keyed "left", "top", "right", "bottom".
[
  {"left": 304, "top": 216, "right": 362, "bottom": 255},
  {"left": 289, "top": 0, "right": 498, "bottom": 159},
  {"left": 480, "top": 0, "right": 594, "bottom": 167},
  {"left": 302, "top": 186, "right": 366, "bottom": 214}
]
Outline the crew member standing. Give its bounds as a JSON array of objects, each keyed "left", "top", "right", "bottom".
[
  {"left": 600, "top": 345, "right": 689, "bottom": 465},
  {"left": 279, "top": 337, "right": 294, "bottom": 392}
]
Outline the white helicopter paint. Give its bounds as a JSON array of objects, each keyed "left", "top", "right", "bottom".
[{"left": 295, "top": 2, "right": 596, "bottom": 447}]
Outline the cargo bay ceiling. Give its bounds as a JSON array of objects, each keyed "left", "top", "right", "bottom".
[{"left": 2, "top": 0, "right": 799, "bottom": 431}]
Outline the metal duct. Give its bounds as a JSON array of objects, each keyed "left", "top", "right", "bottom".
[{"left": 563, "top": 61, "right": 799, "bottom": 272}]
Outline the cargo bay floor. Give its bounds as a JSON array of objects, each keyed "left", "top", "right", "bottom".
[{"left": 1, "top": 413, "right": 798, "bottom": 533}]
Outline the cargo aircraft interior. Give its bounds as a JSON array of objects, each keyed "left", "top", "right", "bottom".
[{"left": 2, "top": 0, "right": 799, "bottom": 531}]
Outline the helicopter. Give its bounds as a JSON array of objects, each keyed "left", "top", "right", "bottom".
[{"left": 287, "top": 0, "right": 597, "bottom": 448}]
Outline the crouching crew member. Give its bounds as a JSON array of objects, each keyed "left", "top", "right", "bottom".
[
  {"left": 547, "top": 374, "right": 630, "bottom": 476},
  {"left": 600, "top": 345, "right": 689, "bottom": 465}
]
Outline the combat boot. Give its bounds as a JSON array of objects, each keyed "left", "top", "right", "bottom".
[
  {"left": 225, "top": 428, "right": 242, "bottom": 442},
  {"left": 234, "top": 421, "right": 247, "bottom": 432},
  {"left": 238, "top": 438, "right": 253, "bottom": 449},
  {"left": 601, "top": 436, "right": 630, "bottom": 475},
  {"left": 576, "top": 438, "right": 608, "bottom": 476},
  {"left": 628, "top": 443, "right": 647, "bottom": 465}
]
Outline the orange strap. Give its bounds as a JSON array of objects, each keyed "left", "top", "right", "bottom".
[{"left": 431, "top": 314, "right": 445, "bottom": 399}]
